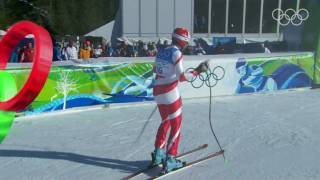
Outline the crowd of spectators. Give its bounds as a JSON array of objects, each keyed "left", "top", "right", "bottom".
[
  {"left": 8, "top": 36, "right": 283, "bottom": 63},
  {"left": 9, "top": 42, "right": 35, "bottom": 63},
  {"left": 51, "top": 38, "right": 208, "bottom": 61}
]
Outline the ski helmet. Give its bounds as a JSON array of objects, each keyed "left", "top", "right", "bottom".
[{"left": 172, "top": 27, "right": 190, "bottom": 49}]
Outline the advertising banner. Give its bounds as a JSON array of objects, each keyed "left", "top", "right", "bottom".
[{"left": 2, "top": 52, "right": 315, "bottom": 115}]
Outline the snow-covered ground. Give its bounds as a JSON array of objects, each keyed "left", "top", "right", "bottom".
[{"left": 0, "top": 89, "right": 320, "bottom": 180}]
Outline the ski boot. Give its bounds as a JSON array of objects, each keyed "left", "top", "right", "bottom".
[
  {"left": 161, "top": 155, "right": 186, "bottom": 174},
  {"left": 149, "top": 148, "right": 166, "bottom": 168}
]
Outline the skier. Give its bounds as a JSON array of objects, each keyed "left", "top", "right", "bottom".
[{"left": 151, "top": 27, "right": 209, "bottom": 173}]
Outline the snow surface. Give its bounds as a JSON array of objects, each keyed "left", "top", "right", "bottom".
[{"left": 0, "top": 89, "right": 320, "bottom": 180}]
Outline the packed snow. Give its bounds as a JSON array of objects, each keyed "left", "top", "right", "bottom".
[{"left": 0, "top": 88, "right": 320, "bottom": 180}]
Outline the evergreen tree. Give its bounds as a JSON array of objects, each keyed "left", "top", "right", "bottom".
[{"left": 0, "top": 0, "right": 119, "bottom": 35}]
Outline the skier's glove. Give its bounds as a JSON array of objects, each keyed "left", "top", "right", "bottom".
[{"left": 194, "top": 61, "right": 209, "bottom": 74}]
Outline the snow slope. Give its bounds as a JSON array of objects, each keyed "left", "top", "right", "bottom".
[{"left": 0, "top": 89, "right": 320, "bottom": 180}]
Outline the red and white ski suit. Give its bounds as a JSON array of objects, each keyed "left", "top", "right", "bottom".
[{"left": 153, "top": 45, "right": 197, "bottom": 156}]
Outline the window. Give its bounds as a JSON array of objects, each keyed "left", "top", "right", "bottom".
[
  {"left": 194, "top": 0, "right": 209, "bottom": 33},
  {"left": 245, "top": 0, "right": 261, "bottom": 33},
  {"left": 299, "top": 0, "right": 316, "bottom": 51},
  {"left": 278, "top": 0, "right": 298, "bottom": 26},
  {"left": 211, "top": 0, "right": 226, "bottom": 33},
  {"left": 300, "top": 0, "right": 312, "bottom": 9},
  {"left": 281, "top": 0, "right": 297, "bottom": 10},
  {"left": 228, "top": 0, "right": 243, "bottom": 33},
  {"left": 262, "top": 0, "right": 278, "bottom": 33},
  {"left": 299, "top": 0, "right": 312, "bottom": 23}
]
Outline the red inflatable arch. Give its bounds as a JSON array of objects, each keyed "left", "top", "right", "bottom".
[{"left": 0, "top": 21, "right": 52, "bottom": 111}]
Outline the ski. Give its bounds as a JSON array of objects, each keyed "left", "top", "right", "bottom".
[
  {"left": 121, "top": 144, "right": 208, "bottom": 180},
  {"left": 149, "top": 149, "right": 224, "bottom": 180}
]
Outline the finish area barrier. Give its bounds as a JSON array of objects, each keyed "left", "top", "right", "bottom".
[{"left": 3, "top": 52, "right": 315, "bottom": 115}]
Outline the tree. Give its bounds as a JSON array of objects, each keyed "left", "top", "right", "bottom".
[
  {"left": 3, "top": 0, "right": 55, "bottom": 34},
  {"left": 0, "top": 0, "right": 119, "bottom": 36},
  {"left": 53, "top": 70, "right": 78, "bottom": 110}
]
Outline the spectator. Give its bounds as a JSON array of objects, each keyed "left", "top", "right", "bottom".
[
  {"left": 264, "top": 46, "right": 271, "bottom": 53},
  {"left": 93, "top": 44, "right": 103, "bottom": 58},
  {"left": 10, "top": 47, "right": 19, "bottom": 63},
  {"left": 140, "top": 43, "right": 148, "bottom": 57},
  {"left": 105, "top": 42, "right": 114, "bottom": 57},
  {"left": 194, "top": 43, "right": 206, "bottom": 55},
  {"left": 156, "top": 39, "right": 164, "bottom": 51},
  {"left": 128, "top": 42, "right": 138, "bottom": 57},
  {"left": 18, "top": 46, "right": 26, "bottom": 62},
  {"left": 263, "top": 42, "right": 271, "bottom": 53},
  {"left": 183, "top": 45, "right": 194, "bottom": 55},
  {"left": 147, "top": 42, "right": 157, "bottom": 57},
  {"left": 85, "top": 40, "right": 94, "bottom": 57},
  {"left": 53, "top": 42, "right": 63, "bottom": 61},
  {"left": 137, "top": 40, "right": 145, "bottom": 57},
  {"left": 79, "top": 42, "right": 92, "bottom": 60},
  {"left": 119, "top": 41, "right": 129, "bottom": 57},
  {"left": 20, "top": 42, "right": 34, "bottom": 63},
  {"left": 66, "top": 41, "right": 78, "bottom": 60},
  {"left": 113, "top": 42, "right": 122, "bottom": 57},
  {"left": 163, "top": 40, "right": 169, "bottom": 49},
  {"left": 61, "top": 45, "right": 67, "bottom": 60}
]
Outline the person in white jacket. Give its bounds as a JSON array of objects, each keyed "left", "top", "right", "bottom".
[{"left": 65, "top": 41, "right": 78, "bottom": 60}]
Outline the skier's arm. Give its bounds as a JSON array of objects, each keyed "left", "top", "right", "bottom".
[{"left": 173, "top": 52, "right": 198, "bottom": 82}]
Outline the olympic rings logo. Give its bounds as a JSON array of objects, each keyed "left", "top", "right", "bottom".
[
  {"left": 0, "top": 21, "right": 52, "bottom": 143},
  {"left": 272, "top": 8, "right": 309, "bottom": 26},
  {"left": 186, "top": 65, "right": 225, "bottom": 89}
]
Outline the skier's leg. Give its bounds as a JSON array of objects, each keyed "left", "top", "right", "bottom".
[
  {"left": 164, "top": 115, "right": 184, "bottom": 172},
  {"left": 154, "top": 94, "right": 182, "bottom": 149},
  {"left": 164, "top": 98, "right": 184, "bottom": 172},
  {"left": 152, "top": 86, "right": 181, "bottom": 167},
  {"left": 154, "top": 104, "right": 171, "bottom": 149},
  {"left": 151, "top": 104, "right": 171, "bottom": 166},
  {"left": 167, "top": 113, "right": 182, "bottom": 156}
]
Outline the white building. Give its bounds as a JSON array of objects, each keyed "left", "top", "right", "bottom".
[{"left": 87, "top": 0, "right": 311, "bottom": 44}]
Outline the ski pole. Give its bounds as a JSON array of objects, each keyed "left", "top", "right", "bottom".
[{"left": 133, "top": 104, "right": 157, "bottom": 144}]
